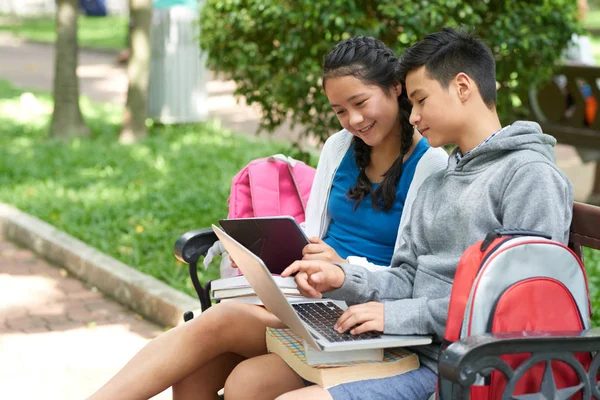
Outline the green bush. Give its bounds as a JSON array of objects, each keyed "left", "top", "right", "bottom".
[{"left": 199, "top": 0, "right": 582, "bottom": 143}]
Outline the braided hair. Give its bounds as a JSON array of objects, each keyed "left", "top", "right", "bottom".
[{"left": 323, "top": 36, "right": 414, "bottom": 211}]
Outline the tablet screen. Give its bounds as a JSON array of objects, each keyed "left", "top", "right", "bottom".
[{"left": 219, "top": 216, "right": 310, "bottom": 274}]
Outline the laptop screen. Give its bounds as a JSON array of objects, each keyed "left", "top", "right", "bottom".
[{"left": 212, "top": 224, "right": 320, "bottom": 348}]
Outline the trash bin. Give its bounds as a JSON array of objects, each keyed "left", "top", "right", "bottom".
[{"left": 147, "top": 0, "right": 208, "bottom": 124}]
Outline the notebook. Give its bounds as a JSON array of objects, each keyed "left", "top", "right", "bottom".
[{"left": 212, "top": 225, "right": 432, "bottom": 362}]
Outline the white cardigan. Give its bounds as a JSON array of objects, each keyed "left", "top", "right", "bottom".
[{"left": 302, "top": 129, "right": 448, "bottom": 270}]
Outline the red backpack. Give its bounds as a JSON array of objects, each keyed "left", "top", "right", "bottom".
[{"left": 440, "top": 229, "right": 592, "bottom": 399}]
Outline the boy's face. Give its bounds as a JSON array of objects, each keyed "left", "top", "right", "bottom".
[{"left": 406, "top": 66, "right": 463, "bottom": 148}]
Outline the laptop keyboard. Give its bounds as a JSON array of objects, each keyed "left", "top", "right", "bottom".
[{"left": 292, "top": 302, "right": 381, "bottom": 342}]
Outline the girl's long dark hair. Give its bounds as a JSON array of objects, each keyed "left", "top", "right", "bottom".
[{"left": 323, "top": 36, "right": 414, "bottom": 211}]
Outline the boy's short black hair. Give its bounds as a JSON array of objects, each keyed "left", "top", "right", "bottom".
[{"left": 399, "top": 27, "right": 497, "bottom": 107}]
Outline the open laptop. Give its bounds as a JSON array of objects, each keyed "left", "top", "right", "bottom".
[{"left": 212, "top": 224, "right": 432, "bottom": 353}]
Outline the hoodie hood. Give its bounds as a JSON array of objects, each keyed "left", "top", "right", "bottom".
[{"left": 448, "top": 121, "right": 557, "bottom": 172}]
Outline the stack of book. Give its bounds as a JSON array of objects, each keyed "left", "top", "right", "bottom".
[
  {"left": 210, "top": 275, "right": 303, "bottom": 305},
  {"left": 266, "top": 328, "right": 419, "bottom": 388}
]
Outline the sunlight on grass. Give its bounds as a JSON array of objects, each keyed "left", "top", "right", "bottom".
[
  {"left": 581, "top": 8, "right": 600, "bottom": 66},
  {"left": 0, "top": 80, "right": 294, "bottom": 296},
  {"left": 586, "top": 9, "right": 600, "bottom": 31},
  {"left": 0, "top": 14, "right": 128, "bottom": 50},
  {"left": 0, "top": 92, "right": 52, "bottom": 123},
  {"left": 590, "top": 36, "right": 600, "bottom": 64}
]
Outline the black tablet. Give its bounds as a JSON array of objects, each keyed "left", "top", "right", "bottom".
[{"left": 218, "top": 216, "right": 310, "bottom": 274}]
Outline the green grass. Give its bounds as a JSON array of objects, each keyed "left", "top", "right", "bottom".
[
  {"left": 584, "top": 247, "right": 600, "bottom": 327},
  {"left": 0, "top": 80, "right": 294, "bottom": 297},
  {"left": 589, "top": 35, "right": 600, "bottom": 64},
  {"left": 0, "top": 14, "right": 128, "bottom": 50},
  {"left": 586, "top": 9, "right": 600, "bottom": 32}
]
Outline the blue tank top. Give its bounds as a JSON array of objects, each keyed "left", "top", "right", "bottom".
[{"left": 323, "top": 137, "right": 430, "bottom": 266}]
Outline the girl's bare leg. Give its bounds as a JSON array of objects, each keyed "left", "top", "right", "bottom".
[
  {"left": 172, "top": 353, "right": 244, "bottom": 400},
  {"left": 224, "top": 353, "right": 305, "bottom": 400},
  {"left": 87, "top": 302, "right": 284, "bottom": 400}
]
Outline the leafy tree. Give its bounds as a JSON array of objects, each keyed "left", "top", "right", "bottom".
[
  {"left": 51, "top": 0, "right": 90, "bottom": 139},
  {"left": 199, "top": 0, "right": 581, "bottom": 143}
]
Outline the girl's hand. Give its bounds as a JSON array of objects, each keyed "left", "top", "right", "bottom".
[
  {"left": 228, "top": 255, "right": 238, "bottom": 269},
  {"left": 281, "top": 260, "right": 345, "bottom": 298},
  {"left": 334, "top": 302, "right": 384, "bottom": 335},
  {"left": 302, "top": 237, "right": 346, "bottom": 263}
]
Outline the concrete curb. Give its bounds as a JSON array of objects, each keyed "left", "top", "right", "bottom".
[{"left": 0, "top": 202, "right": 199, "bottom": 328}]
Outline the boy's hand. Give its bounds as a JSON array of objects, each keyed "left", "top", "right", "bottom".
[
  {"left": 334, "top": 302, "right": 384, "bottom": 335},
  {"left": 228, "top": 255, "right": 238, "bottom": 269},
  {"left": 302, "top": 237, "right": 346, "bottom": 263},
  {"left": 281, "top": 260, "right": 345, "bottom": 298}
]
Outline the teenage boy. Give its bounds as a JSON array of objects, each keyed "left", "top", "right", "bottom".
[{"left": 224, "top": 27, "right": 574, "bottom": 400}]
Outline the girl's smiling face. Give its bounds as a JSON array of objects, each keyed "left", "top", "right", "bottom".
[{"left": 325, "top": 75, "right": 402, "bottom": 149}]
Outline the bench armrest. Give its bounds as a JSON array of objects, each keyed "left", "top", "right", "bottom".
[
  {"left": 438, "top": 329, "right": 600, "bottom": 399},
  {"left": 174, "top": 228, "right": 218, "bottom": 312},
  {"left": 174, "top": 228, "right": 218, "bottom": 264}
]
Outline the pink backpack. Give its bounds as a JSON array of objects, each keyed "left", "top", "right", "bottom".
[{"left": 227, "top": 154, "right": 316, "bottom": 223}]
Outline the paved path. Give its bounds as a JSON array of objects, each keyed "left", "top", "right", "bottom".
[{"left": 0, "top": 236, "right": 171, "bottom": 399}]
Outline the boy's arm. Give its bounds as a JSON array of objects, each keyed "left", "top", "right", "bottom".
[
  {"left": 326, "top": 220, "right": 447, "bottom": 338},
  {"left": 324, "top": 261, "right": 416, "bottom": 303},
  {"left": 324, "top": 221, "right": 420, "bottom": 304},
  {"left": 500, "top": 162, "right": 573, "bottom": 244},
  {"left": 326, "top": 266, "right": 449, "bottom": 337}
]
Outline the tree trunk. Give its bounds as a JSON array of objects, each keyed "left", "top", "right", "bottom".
[
  {"left": 50, "top": 0, "right": 90, "bottom": 139},
  {"left": 120, "top": 0, "right": 152, "bottom": 144}
]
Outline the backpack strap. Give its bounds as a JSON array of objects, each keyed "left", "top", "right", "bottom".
[
  {"left": 247, "top": 159, "right": 280, "bottom": 217},
  {"left": 268, "top": 153, "right": 297, "bottom": 166},
  {"left": 248, "top": 156, "right": 307, "bottom": 217},
  {"left": 267, "top": 155, "right": 308, "bottom": 212}
]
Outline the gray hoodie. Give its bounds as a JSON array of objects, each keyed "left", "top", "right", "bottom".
[{"left": 326, "top": 121, "right": 574, "bottom": 371}]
